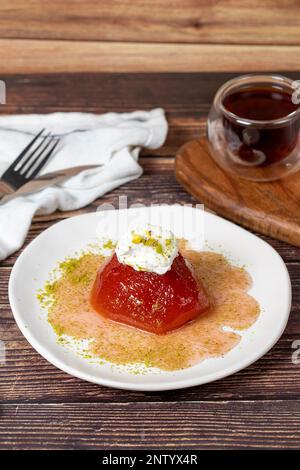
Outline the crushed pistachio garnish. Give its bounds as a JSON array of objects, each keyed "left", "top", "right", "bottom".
[
  {"left": 132, "top": 231, "right": 164, "bottom": 255},
  {"left": 103, "top": 239, "right": 116, "bottom": 250},
  {"left": 116, "top": 225, "right": 179, "bottom": 274}
]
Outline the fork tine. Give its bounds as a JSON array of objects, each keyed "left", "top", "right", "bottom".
[
  {"left": 9, "top": 128, "right": 45, "bottom": 171},
  {"left": 23, "top": 134, "right": 54, "bottom": 177},
  {"left": 18, "top": 132, "right": 52, "bottom": 173},
  {"left": 28, "top": 139, "right": 60, "bottom": 179}
]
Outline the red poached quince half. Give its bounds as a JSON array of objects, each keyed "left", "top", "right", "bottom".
[{"left": 90, "top": 226, "right": 209, "bottom": 335}]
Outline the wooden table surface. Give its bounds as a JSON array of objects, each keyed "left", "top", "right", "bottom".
[{"left": 0, "top": 73, "right": 299, "bottom": 450}]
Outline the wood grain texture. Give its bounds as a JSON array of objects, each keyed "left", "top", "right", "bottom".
[
  {"left": 0, "top": 1, "right": 299, "bottom": 74},
  {"left": 176, "top": 138, "right": 300, "bottom": 246},
  {"left": 1, "top": 402, "right": 300, "bottom": 450},
  {"left": 0, "top": 0, "right": 299, "bottom": 45},
  {"left": 1, "top": 39, "right": 300, "bottom": 73},
  {"left": 0, "top": 73, "right": 300, "bottom": 450}
]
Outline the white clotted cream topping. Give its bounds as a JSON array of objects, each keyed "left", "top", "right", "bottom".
[{"left": 115, "top": 225, "right": 178, "bottom": 275}]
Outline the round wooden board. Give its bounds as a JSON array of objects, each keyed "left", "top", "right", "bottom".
[{"left": 175, "top": 137, "right": 300, "bottom": 247}]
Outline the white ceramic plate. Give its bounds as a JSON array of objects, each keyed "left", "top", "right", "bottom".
[{"left": 9, "top": 205, "right": 291, "bottom": 391}]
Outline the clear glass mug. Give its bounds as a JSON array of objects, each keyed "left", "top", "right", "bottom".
[{"left": 207, "top": 74, "right": 300, "bottom": 181}]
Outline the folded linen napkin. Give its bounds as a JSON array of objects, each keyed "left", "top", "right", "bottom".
[{"left": 0, "top": 108, "right": 168, "bottom": 261}]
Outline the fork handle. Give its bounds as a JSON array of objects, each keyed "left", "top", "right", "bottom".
[{"left": 0, "top": 181, "right": 14, "bottom": 199}]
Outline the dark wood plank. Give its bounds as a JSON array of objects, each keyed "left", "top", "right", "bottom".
[
  {"left": 2, "top": 72, "right": 300, "bottom": 117},
  {"left": 0, "top": 1, "right": 299, "bottom": 45},
  {"left": 1, "top": 401, "right": 299, "bottom": 449}
]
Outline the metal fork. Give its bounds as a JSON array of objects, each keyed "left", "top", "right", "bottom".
[{"left": 0, "top": 129, "right": 60, "bottom": 197}]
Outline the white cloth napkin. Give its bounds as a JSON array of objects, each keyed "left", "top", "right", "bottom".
[{"left": 0, "top": 108, "right": 168, "bottom": 261}]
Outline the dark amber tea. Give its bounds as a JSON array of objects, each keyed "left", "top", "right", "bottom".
[
  {"left": 222, "top": 86, "right": 300, "bottom": 166},
  {"left": 208, "top": 75, "right": 300, "bottom": 181}
]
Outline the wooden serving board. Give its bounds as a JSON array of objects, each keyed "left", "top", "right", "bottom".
[{"left": 175, "top": 137, "right": 300, "bottom": 247}]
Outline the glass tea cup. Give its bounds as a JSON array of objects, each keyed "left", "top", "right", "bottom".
[{"left": 207, "top": 74, "right": 300, "bottom": 181}]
